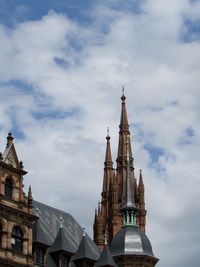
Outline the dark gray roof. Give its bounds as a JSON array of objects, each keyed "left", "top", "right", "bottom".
[
  {"left": 95, "top": 245, "right": 117, "bottom": 267},
  {"left": 73, "top": 235, "right": 99, "bottom": 262},
  {"left": 33, "top": 218, "right": 50, "bottom": 246},
  {"left": 110, "top": 225, "right": 154, "bottom": 258},
  {"left": 33, "top": 200, "right": 83, "bottom": 249},
  {"left": 48, "top": 227, "right": 76, "bottom": 254},
  {"left": 33, "top": 200, "right": 100, "bottom": 267}
]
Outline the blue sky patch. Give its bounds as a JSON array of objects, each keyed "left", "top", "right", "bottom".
[
  {"left": 0, "top": 79, "right": 34, "bottom": 93},
  {"left": 178, "top": 127, "right": 194, "bottom": 145},
  {"left": 54, "top": 57, "right": 70, "bottom": 69},
  {"left": 0, "top": 0, "right": 94, "bottom": 27},
  {"left": 181, "top": 18, "right": 200, "bottom": 42},
  {"left": 32, "top": 108, "right": 80, "bottom": 121},
  {"left": 144, "top": 143, "right": 165, "bottom": 164}
]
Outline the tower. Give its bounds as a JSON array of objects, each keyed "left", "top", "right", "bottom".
[
  {"left": 0, "top": 133, "right": 37, "bottom": 267},
  {"left": 94, "top": 92, "right": 147, "bottom": 248},
  {"left": 110, "top": 137, "right": 158, "bottom": 267}
]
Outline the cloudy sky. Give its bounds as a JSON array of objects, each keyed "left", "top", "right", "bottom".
[{"left": 0, "top": 0, "right": 200, "bottom": 266}]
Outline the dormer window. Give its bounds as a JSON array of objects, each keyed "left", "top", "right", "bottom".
[
  {"left": 5, "top": 177, "right": 13, "bottom": 199},
  {"left": 11, "top": 226, "right": 23, "bottom": 253},
  {"left": 35, "top": 247, "right": 45, "bottom": 265},
  {"left": 61, "top": 255, "right": 68, "bottom": 267}
]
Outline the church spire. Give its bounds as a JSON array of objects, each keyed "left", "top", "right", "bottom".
[{"left": 117, "top": 89, "right": 133, "bottom": 169}]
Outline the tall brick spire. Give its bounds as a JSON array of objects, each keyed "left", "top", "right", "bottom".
[
  {"left": 94, "top": 91, "right": 146, "bottom": 250},
  {"left": 116, "top": 89, "right": 134, "bottom": 203}
]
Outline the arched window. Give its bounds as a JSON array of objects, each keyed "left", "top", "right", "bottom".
[
  {"left": 11, "top": 226, "right": 23, "bottom": 253},
  {"left": 0, "top": 223, "right": 2, "bottom": 247},
  {"left": 5, "top": 177, "right": 13, "bottom": 199}
]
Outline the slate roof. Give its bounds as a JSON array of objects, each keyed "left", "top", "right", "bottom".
[
  {"left": 33, "top": 200, "right": 100, "bottom": 267},
  {"left": 95, "top": 245, "right": 117, "bottom": 267},
  {"left": 73, "top": 235, "right": 99, "bottom": 262},
  {"left": 48, "top": 227, "right": 76, "bottom": 254}
]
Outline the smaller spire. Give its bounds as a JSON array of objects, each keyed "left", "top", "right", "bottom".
[
  {"left": 60, "top": 216, "right": 63, "bottom": 228},
  {"left": 6, "top": 132, "right": 14, "bottom": 148},
  {"left": 28, "top": 185, "right": 33, "bottom": 208},
  {"left": 104, "top": 128, "right": 112, "bottom": 165}
]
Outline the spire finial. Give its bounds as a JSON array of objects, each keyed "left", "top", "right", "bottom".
[
  {"left": 83, "top": 227, "right": 86, "bottom": 236},
  {"left": 60, "top": 216, "right": 63, "bottom": 228},
  {"left": 106, "top": 127, "right": 110, "bottom": 141},
  {"left": 121, "top": 86, "right": 126, "bottom": 101}
]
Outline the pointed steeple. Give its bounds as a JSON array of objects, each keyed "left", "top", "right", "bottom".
[
  {"left": 102, "top": 128, "right": 114, "bottom": 195},
  {"left": 116, "top": 89, "right": 133, "bottom": 170},
  {"left": 121, "top": 137, "right": 138, "bottom": 226}
]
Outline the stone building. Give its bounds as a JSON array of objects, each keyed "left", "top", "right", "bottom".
[{"left": 0, "top": 93, "right": 158, "bottom": 267}]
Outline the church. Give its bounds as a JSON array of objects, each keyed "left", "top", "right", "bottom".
[{"left": 0, "top": 93, "right": 159, "bottom": 267}]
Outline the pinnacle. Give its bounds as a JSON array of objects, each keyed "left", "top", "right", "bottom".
[{"left": 139, "top": 169, "right": 144, "bottom": 185}]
